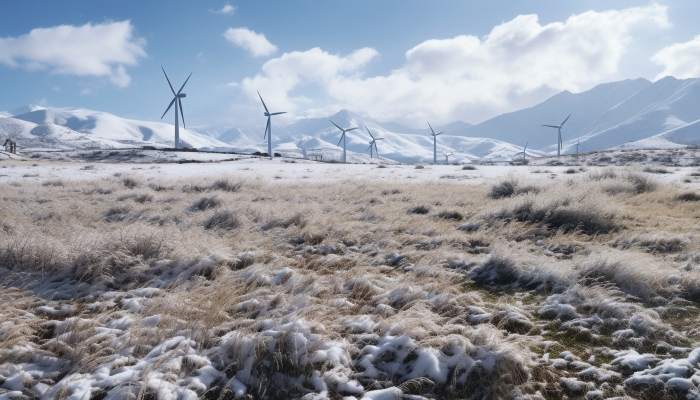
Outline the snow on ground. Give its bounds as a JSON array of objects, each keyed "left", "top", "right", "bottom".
[
  {"left": 1, "top": 148, "right": 700, "bottom": 398},
  {"left": 1, "top": 147, "right": 700, "bottom": 189}
]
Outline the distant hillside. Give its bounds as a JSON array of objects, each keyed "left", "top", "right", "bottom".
[{"left": 0, "top": 106, "right": 225, "bottom": 150}]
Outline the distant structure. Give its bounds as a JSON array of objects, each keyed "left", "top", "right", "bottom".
[
  {"left": 513, "top": 141, "right": 528, "bottom": 160},
  {"left": 574, "top": 137, "right": 585, "bottom": 155},
  {"left": 442, "top": 150, "right": 453, "bottom": 164},
  {"left": 427, "top": 121, "right": 444, "bottom": 164},
  {"left": 542, "top": 114, "right": 571, "bottom": 157},
  {"left": 330, "top": 120, "right": 358, "bottom": 163},
  {"left": 365, "top": 126, "right": 385, "bottom": 158},
  {"left": 160, "top": 67, "right": 192, "bottom": 149},
  {"left": 3, "top": 138, "right": 16, "bottom": 154},
  {"left": 258, "top": 92, "right": 286, "bottom": 157}
]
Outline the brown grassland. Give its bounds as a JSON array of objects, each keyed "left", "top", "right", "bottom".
[{"left": 0, "top": 167, "right": 699, "bottom": 399}]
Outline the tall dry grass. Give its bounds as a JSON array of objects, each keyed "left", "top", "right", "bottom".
[{"left": 0, "top": 169, "right": 698, "bottom": 398}]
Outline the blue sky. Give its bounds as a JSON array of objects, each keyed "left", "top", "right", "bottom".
[{"left": 2, "top": 1, "right": 700, "bottom": 127}]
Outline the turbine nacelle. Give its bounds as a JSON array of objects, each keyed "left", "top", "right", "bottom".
[{"left": 178, "top": 93, "right": 186, "bottom": 98}]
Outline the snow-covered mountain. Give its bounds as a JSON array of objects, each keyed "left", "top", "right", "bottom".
[
  {"left": 0, "top": 104, "right": 46, "bottom": 118},
  {"left": 466, "top": 76, "right": 700, "bottom": 153},
  {"left": 4, "top": 75, "right": 700, "bottom": 160},
  {"left": 0, "top": 106, "right": 226, "bottom": 150},
  {"left": 190, "top": 110, "right": 524, "bottom": 163}
]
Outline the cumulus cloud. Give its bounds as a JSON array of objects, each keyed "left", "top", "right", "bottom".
[
  {"left": 210, "top": 4, "right": 236, "bottom": 15},
  {"left": 0, "top": 21, "right": 146, "bottom": 87},
  {"left": 233, "top": 4, "right": 669, "bottom": 125},
  {"left": 652, "top": 35, "right": 700, "bottom": 80},
  {"left": 224, "top": 27, "right": 277, "bottom": 57}
]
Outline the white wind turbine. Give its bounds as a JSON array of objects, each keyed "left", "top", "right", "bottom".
[
  {"left": 365, "top": 126, "right": 385, "bottom": 158},
  {"left": 427, "top": 121, "right": 444, "bottom": 164},
  {"left": 330, "top": 120, "right": 358, "bottom": 163},
  {"left": 574, "top": 137, "right": 586, "bottom": 155},
  {"left": 258, "top": 91, "right": 286, "bottom": 157},
  {"left": 513, "top": 141, "right": 529, "bottom": 160},
  {"left": 542, "top": 114, "right": 571, "bottom": 157},
  {"left": 442, "top": 149, "right": 453, "bottom": 164},
  {"left": 160, "top": 67, "right": 192, "bottom": 149}
]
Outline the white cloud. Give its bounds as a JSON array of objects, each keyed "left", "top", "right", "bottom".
[
  {"left": 652, "top": 35, "right": 700, "bottom": 80},
  {"left": 223, "top": 27, "right": 277, "bottom": 57},
  {"left": 210, "top": 4, "right": 236, "bottom": 15},
  {"left": 232, "top": 4, "right": 669, "bottom": 125},
  {"left": 0, "top": 21, "right": 146, "bottom": 87}
]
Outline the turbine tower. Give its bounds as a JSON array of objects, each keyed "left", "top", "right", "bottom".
[
  {"left": 160, "top": 67, "right": 192, "bottom": 149},
  {"left": 258, "top": 92, "right": 286, "bottom": 157},
  {"left": 542, "top": 114, "right": 571, "bottom": 157},
  {"left": 442, "top": 150, "right": 453, "bottom": 164},
  {"left": 365, "top": 126, "right": 385, "bottom": 158},
  {"left": 330, "top": 120, "right": 358, "bottom": 163},
  {"left": 427, "top": 121, "right": 445, "bottom": 164}
]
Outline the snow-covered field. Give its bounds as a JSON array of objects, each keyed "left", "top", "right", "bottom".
[{"left": 1, "top": 150, "right": 700, "bottom": 399}]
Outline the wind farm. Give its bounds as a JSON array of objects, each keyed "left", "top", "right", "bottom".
[{"left": 3, "top": 2, "right": 700, "bottom": 400}]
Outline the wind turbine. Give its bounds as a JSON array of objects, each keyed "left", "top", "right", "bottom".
[
  {"left": 365, "top": 126, "right": 385, "bottom": 158},
  {"left": 427, "top": 121, "right": 444, "bottom": 164},
  {"left": 442, "top": 150, "right": 453, "bottom": 164},
  {"left": 513, "top": 142, "right": 528, "bottom": 160},
  {"left": 542, "top": 114, "right": 571, "bottom": 157},
  {"left": 257, "top": 92, "right": 286, "bottom": 157},
  {"left": 330, "top": 120, "right": 358, "bottom": 163},
  {"left": 574, "top": 137, "right": 585, "bottom": 155},
  {"left": 160, "top": 67, "right": 192, "bottom": 149}
]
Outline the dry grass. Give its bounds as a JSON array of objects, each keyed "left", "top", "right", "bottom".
[{"left": 0, "top": 168, "right": 699, "bottom": 398}]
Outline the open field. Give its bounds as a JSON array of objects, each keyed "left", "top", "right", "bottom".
[{"left": 1, "top": 156, "right": 700, "bottom": 399}]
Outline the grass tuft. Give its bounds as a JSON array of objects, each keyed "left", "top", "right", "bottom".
[
  {"left": 189, "top": 196, "right": 221, "bottom": 212},
  {"left": 407, "top": 205, "right": 430, "bottom": 215},
  {"left": 203, "top": 210, "right": 240, "bottom": 231}
]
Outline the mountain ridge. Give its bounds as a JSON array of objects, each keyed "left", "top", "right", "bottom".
[{"left": 3, "top": 76, "right": 700, "bottom": 160}]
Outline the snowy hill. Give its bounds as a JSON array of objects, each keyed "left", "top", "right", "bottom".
[
  {"left": 0, "top": 104, "right": 46, "bottom": 118},
  {"left": 466, "top": 76, "right": 700, "bottom": 153},
  {"left": 5, "top": 75, "right": 699, "bottom": 160},
  {"left": 190, "top": 110, "right": 523, "bottom": 163},
  {"left": 0, "top": 106, "right": 226, "bottom": 150}
]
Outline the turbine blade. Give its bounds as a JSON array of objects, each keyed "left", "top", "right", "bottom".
[
  {"left": 161, "top": 66, "right": 176, "bottom": 96},
  {"left": 263, "top": 117, "right": 270, "bottom": 139},
  {"left": 366, "top": 144, "right": 372, "bottom": 153},
  {"left": 269, "top": 112, "right": 286, "bottom": 116},
  {"left": 177, "top": 72, "right": 192, "bottom": 95},
  {"left": 178, "top": 98, "right": 186, "bottom": 129},
  {"left": 337, "top": 132, "right": 344, "bottom": 147},
  {"left": 436, "top": 131, "right": 444, "bottom": 136},
  {"left": 524, "top": 142, "right": 528, "bottom": 151},
  {"left": 375, "top": 138, "right": 385, "bottom": 141},
  {"left": 258, "top": 91, "right": 270, "bottom": 114},
  {"left": 542, "top": 125, "right": 559, "bottom": 128},
  {"left": 346, "top": 127, "right": 358, "bottom": 132},
  {"left": 561, "top": 113, "right": 572, "bottom": 126},
  {"left": 427, "top": 121, "right": 435, "bottom": 135},
  {"left": 365, "top": 126, "right": 375, "bottom": 140},
  {"left": 160, "top": 97, "right": 176, "bottom": 119},
  {"left": 329, "top": 120, "right": 343, "bottom": 131}
]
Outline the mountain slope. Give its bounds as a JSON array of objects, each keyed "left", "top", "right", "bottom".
[
  {"left": 465, "top": 78, "right": 653, "bottom": 150},
  {"left": 191, "top": 110, "right": 524, "bottom": 162},
  {"left": 0, "top": 107, "right": 226, "bottom": 150},
  {"left": 463, "top": 76, "right": 700, "bottom": 153}
]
